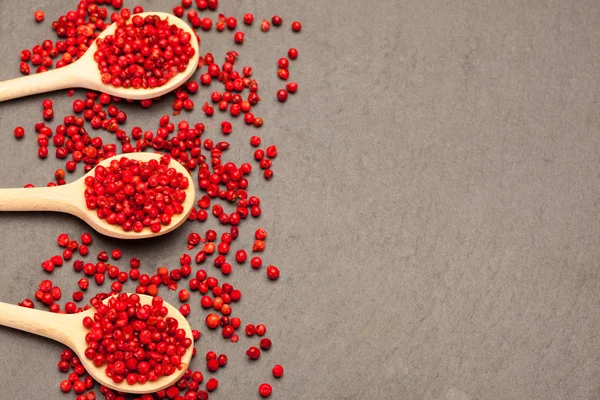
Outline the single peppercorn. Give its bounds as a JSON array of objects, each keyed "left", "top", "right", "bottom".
[
  {"left": 272, "top": 15, "right": 282, "bottom": 26},
  {"left": 286, "top": 82, "right": 299, "bottom": 93},
  {"left": 267, "top": 265, "right": 280, "bottom": 280},
  {"left": 259, "top": 383, "right": 273, "bottom": 397},
  {"left": 272, "top": 364, "right": 284, "bottom": 378},
  {"left": 246, "top": 346, "right": 261, "bottom": 360},
  {"left": 34, "top": 10, "right": 45, "bottom": 22},
  {"left": 278, "top": 68, "right": 290, "bottom": 80},
  {"left": 13, "top": 127, "right": 25, "bottom": 139},
  {"left": 277, "top": 90, "right": 288, "bottom": 102},
  {"left": 234, "top": 32, "right": 245, "bottom": 44}
]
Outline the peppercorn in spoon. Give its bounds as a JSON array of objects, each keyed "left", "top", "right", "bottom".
[
  {"left": 0, "top": 12, "right": 199, "bottom": 102},
  {"left": 0, "top": 294, "right": 194, "bottom": 394},
  {"left": 0, "top": 152, "right": 196, "bottom": 239}
]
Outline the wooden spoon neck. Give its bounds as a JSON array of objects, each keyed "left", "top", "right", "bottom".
[
  {"left": 0, "top": 63, "right": 82, "bottom": 102},
  {"left": 0, "top": 183, "right": 79, "bottom": 213},
  {"left": 0, "top": 302, "right": 77, "bottom": 346}
]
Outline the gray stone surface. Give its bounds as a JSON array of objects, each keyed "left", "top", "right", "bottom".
[{"left": 0, "top": 0, "right": 600, "bottom": 399}]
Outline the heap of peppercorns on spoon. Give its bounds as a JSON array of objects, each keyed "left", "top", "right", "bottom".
[{"left": 0, "top": 12, "right": 200, "bottom": 102}]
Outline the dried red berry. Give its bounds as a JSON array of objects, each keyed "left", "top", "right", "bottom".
[
  {"left": 286, "top": 82, "right": 298, "bottom": 93},
  {"left": 261, "top": 20, "right": 270, "bottom": 32},
  {"left": 272, "top": 364, "right": 284, "bottom": 378},
  {"left": 277, "top": 90, "right": 288, "bottom": 102},
  {"left": 246, "top": 346, "right": 261, "bottom": 360},
  {"left": 206, "top": 378, "right": 219, "bottom": 392},
  {"left": 34, "top": 10, "right": 45, "bottom": 22},
  {"left": 271, "top": 15, "right": 282, "bottom": 26},
  {"left": 14, "top": 127, "right": 25, "bottom": 139},
  {"left": 234, "top": 32, "right": 245, "bottom": 44},
  {"left": 259, "top": 383, "right": 272, "bottom": 397}
]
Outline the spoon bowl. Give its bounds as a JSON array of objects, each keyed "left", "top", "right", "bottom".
[
  {"left": 0, "top": 294, "right": 194, "bottom": 394},
  {"left": 0, "top": 12, "right": 200, "bottom": 102},
  {"left": 0, "top": 152, "right": 196, "bottom": 239}
]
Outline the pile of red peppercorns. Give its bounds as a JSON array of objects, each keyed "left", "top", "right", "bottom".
[
  {"left": 10, "top": 0, "right": 302, "bottom": 398},
  {"left": 82, "top": 294, "right": 192, "bottom": 385},
  {"left": 94, "top": 14, "right": 195, "bottom": 89},
  {"left": 83, "top": 155, "right": 189, "bottom": 233}
]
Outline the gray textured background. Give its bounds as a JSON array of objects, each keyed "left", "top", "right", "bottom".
[{"left": 0, "top": 0, "right": 600, "bottom": 399}]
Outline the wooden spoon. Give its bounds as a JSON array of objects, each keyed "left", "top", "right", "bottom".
[
  {"left": 0, "top": 12, "right": 199, "bottom": 102},
  {"left": 0, "top": 152, "right": 196, "bottom": 239},
  {"left": 0, "top": 294, "right": 194, "bottom": 394}
]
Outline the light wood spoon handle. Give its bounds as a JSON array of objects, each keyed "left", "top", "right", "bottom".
[
  {"left": 0, "top": 302, "right": 76, "bottom": 346},
  {"left": 0, "top": 64, "right": 83, "bottom": 102},
  {"left": 0, "top": 184, "right": 77, "bottom": 213}
]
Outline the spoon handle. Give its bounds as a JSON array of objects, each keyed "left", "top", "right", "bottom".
[
  {"left": 0, "top": 64, "right": 80, "bottom": 102},
  {"left": 0, "top": 184, "right": 78, "bottom": 213},
  {"left": 0, "top": 302, "right": 76, "bottom": 345}
]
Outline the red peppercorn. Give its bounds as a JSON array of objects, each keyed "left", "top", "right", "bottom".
[
  {"left": 253, "top": 240, "right": 266, "bottom": 252},
  {"left": 206, "top": 313, "right": 220, "bottom": 329},
  {"left": 201, "top": 17, "right": 213, "bottom": 31},
  {"left": 14, "top": 127, "right": 25, "bottom": 139},
  {"left": 244, "top": 13, "right": 254, "bottom": 24},
  {"left": 260, "top": 338, "right": 272, "bottom": 350},
  {"left": 272, "top": 364, "right": 284, "bottom": 378},
  {"left": 255, "top": 228, "right": 268, "bottom": 240},
  {"left": 261, "top": 20, "right": 270, "bottom": 32},
  {"left": 180, "top": 303, "right": 191, "bottom": 317},
  {"left": 277, "top": 90, "right": 288, "bottom": 102},
  {"left": 250, "top": 136, "right": 261, "bottom": 147},
  {"left": 179, "top": 289, "right": 190, "bottom": 302},
  {"left": 278, "top": 68, "right": 290, "bottom": 80},
  {"left": 259, "top": 383, "right": 272, "bottom": 397},
  {"left": 256, "top": 324, "right": 267, "bottom": 336},
  {"left": 72, "top": 291, "right": 84, "bottom": 302},
  {"left": 250, "top": 257, "right": 262, "bottom": 269},
  {"left": 292, "top": 21, "right": 302, "bottom": 32},
  {"left": 286, "top": 82, "right": 298, "bottom": 93},
  {"left": 278, "top": 58, "right": 289, "bottom": 69},
  {"left": 206, "top": 378, "right": 219, "bottom": 392},
  {"left": 20, "top": 50, "right": 31, "bottom": 62},
  {"left": 235, "top": 250, "right": 247, "bottom": 263},
  {"left": 38, "top": 147, "right": 49, "bottom": 159},
  {"left": 234, "top": 32, "right": 245, "bottom": 44},
  {"left": 254, "top": 149, "right": 265, "bottom": 160},
  {"left": 221, "top": 121, "right": 233, "bottom": 135},
  {"left": 217, "top": 353, "right": 228, "bottom": 367},
  {"left": 173, "top": 6, "right": 185, "bottom": 16},
  {"left": 222, "top": 263, "right": 232, "bottom": 275},
  {"left": 80, "top": 233, "right": 92, "bottom": 245},
  {"left": 207, "top": 359, "right": 219, "bottom": 372},
  {"left": 272, "top": 15, "right": 282, "bottom": 26},
  {"left": 288, "top": 48, "right": 299, "bottom": 60},
  {"left": 226, "top": 17, "right": 237, "bottom": 29},
  {"left": 266, "top": 266, "right": 280, "bottom": 280},
  {"left": 246, "top": 346, "right": 261, "bottom": 360},
  {"left": 34, "top": 10, "right": 45, "bottom": 22},
  {"left": 60, "top": 380, "right": 72, "bottom": 392}
]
